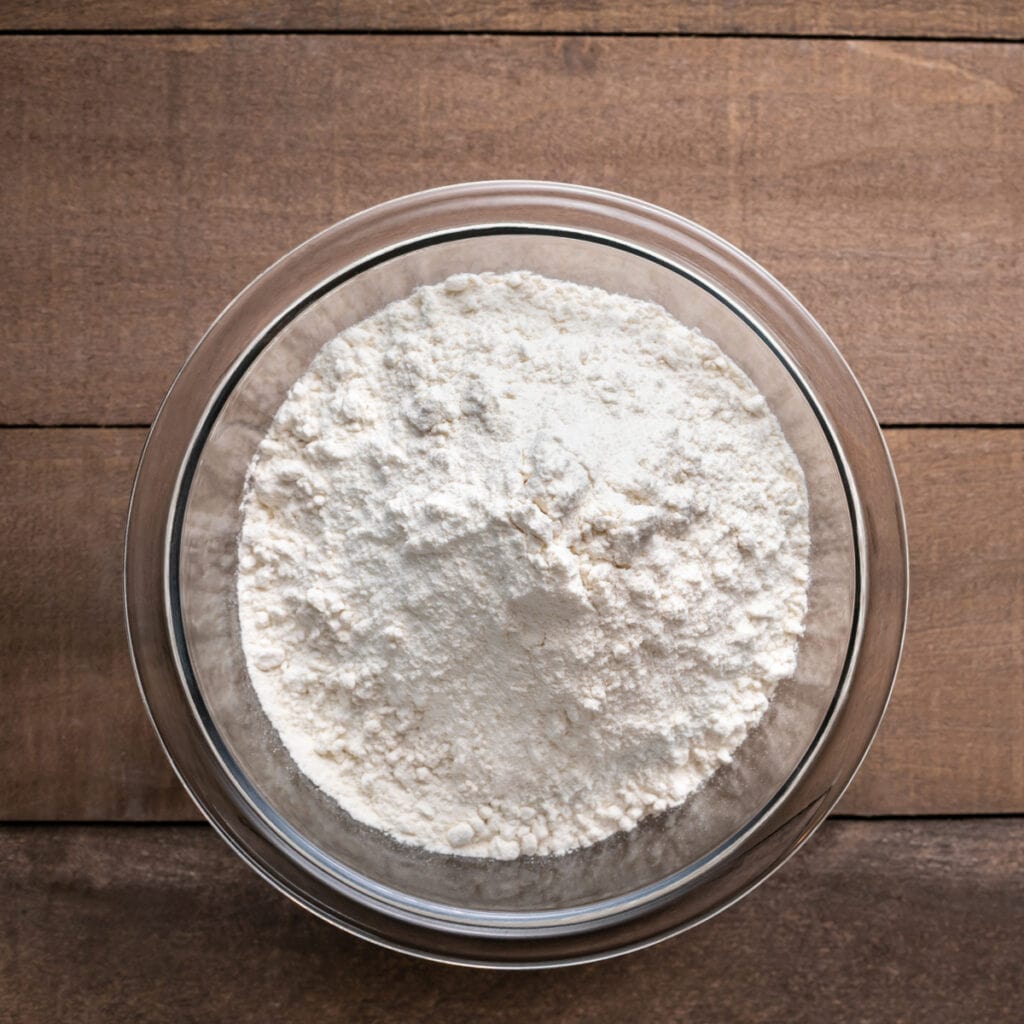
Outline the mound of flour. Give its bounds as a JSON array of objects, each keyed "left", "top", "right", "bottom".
[{"left": 237, "top": 271, "right": 810, "bottom": 859}]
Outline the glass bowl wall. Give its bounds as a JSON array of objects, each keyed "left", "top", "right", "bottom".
[{"left": 125, "top": 182, "right": 907, "bottom": 967}]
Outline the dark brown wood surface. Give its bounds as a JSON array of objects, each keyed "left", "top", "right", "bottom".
[
  {"left": 2, "top": 36, "right": 1022, "bottom": 426},
  {"left": 0, "top": 429, "right": 189, "bottom": 820},
  {"left": 840, "top": 427, "right": 1024, "bottom": 814},
  {"left": 3, "top": 820, "right": 1021, "bottom": 1021},
  {"left": 1, "top": 427, "right": 1019, "bottom": 820},
  {"left": 2, "top": 0, "right": 1023, "bottom": 37},
  {"left": 1, "top": 5, "right": 1022, "bottom": 1014}
]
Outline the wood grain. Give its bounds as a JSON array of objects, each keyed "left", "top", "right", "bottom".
[
  {"left": 0, "top": 429, "right": 193, "bottom": 820},
  {"left": 1, "top": 1, "right": 1022, "bottom": 38},
  {"left": 1, "top": 36, "right": 1022, "bottom": 426},
  {"left": 0, "top": 427, "right": 1021, "bottom": 820},
  {"left": 2, "top": 821, "right": 1021, "bottom": 1020},
  {"left": 840, "top": 428, "right": 1024, "bottom": 813}
]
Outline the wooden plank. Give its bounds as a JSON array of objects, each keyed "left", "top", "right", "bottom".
[
  {"left": 1, "top": 1, "right": 1022, "bottom": 38},
  {"left": 1, "top": 821, "right": 1021, "bottom": 1019},
  {"left": 839, "top": 428, "right": 1024, "bottom": 814},
  {"left": 0, "top": 427, "right": 1021, "bottom": 820},
  {"left": 0, "top": 429, "right": 195, "bottom": 820},
  {"left": 1, "top": 36, "right": 1022, "bottom": 426}
]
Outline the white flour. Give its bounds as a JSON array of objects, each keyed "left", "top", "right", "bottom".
[{"left": 237, "top": 271, "right": 810, "bottom": 859}]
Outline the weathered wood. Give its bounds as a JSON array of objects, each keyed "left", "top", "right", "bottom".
[
  {"left": 1, "top": 36, "right": 1022, "bottom": 425},
  {"left": 1, "top": 0, "right": 1022, "bottom": 38},
  {"left": 0, "top": 429, "right": 194, "bottom": 820},
  {"left": 1, "top": 820, "right": 1021, "bottom": 1020},
  {"left": 0, "top": 427, "right": 1020, "bottom": 819},
  {"left": 839, "top": 428, "right": 1024, "bottom": 814}
]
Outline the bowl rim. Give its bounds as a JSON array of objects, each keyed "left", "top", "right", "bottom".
[{"left": 124, "top": 180, "right": 908, "bottom": 968}]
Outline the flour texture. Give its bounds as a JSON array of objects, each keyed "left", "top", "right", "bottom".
[{"left": 237, "top": 271, "right": 810, "bottom": 859}]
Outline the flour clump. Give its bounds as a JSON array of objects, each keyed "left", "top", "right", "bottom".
[{"left": 237, "top": 271, "right": 810, "bottom": 859}]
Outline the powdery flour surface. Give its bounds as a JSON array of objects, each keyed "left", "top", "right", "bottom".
[{"left": 237, "top": 271, "right": 810, "bottom": 860}]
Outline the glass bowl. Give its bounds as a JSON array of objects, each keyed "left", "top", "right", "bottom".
[{"left": 124, "top": 181, "right": 907, "bottom": 967}]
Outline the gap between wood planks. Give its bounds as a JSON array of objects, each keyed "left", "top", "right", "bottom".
[
  {"left": 4, "top": 0, "right": 1023, "bottom": 39},
  {"left": 0, "top": 30, "right": 1022, "bottom": 42},
  {"left": 1, "top": 423, "right": 1022, "bottom": 430}
]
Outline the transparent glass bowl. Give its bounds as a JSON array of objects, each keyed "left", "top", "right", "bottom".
[{"left": 125, "top": 181, "right": 907, "bottom": 967}]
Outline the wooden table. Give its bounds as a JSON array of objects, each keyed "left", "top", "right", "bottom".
[{"left": 1, "top": 3, "right": 1022, "bottom": 1020}]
